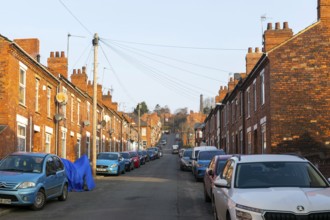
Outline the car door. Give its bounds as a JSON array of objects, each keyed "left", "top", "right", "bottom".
[
  {"left": 216, "top": 160, "right": 235, "bottom": 220},
  {"left": 44, "top": 156, "right": 59, "bottom": 197},
  {"left": 52, "top": 156, "right": 66, "bottom": 195}
]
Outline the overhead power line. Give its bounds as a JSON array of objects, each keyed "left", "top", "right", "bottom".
[
  {"left": 110, "top": 41, "right": 228, "bottom": 84},
  {"left": 58, "top": 0, "right": 93, "bottom": 35},
  {"left": 108, "top": 39, "right": 246, "bottom": 51}
]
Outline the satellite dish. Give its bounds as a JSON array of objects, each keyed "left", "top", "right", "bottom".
[
  {"left": 56, "top": 93, "right": 68, "bottom": 105},
  {"left": 54, "top": 114, "right": 63, "bottom": 121},
  {"left": 100, "top": 120, "right": 106, "bottom": 128}
]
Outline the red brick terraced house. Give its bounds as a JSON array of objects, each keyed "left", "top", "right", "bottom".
[
  {"left": 210, "top": 0, "right": 330, "bottom": 176},
  {"left": 0, "top": 37, "right": 60, "bottom": 157},
  {"left": 0, "top": 35, "right": 140, "bottom": 161}
]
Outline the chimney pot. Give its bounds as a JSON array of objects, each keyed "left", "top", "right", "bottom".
[
  {"left": 283, "top": 22, "right": 289, "bottom": 29},
  {"left": 73, "top": 69, "right": 77, "bottom": 74},
  {"left": 61, "top": 51, "right": 65, "bottom": 57},
  {"left": 78, "top": 69, "right": 81, "bottom": 74},
  {"left": 267, "top": 23, "right": 272, "bottom": 30},
  {"left": 55, "top": 51, "right": 60, "bottom": 57},
  {"left": 255, "top": 47, "right": 260, "bottom": 53},
  {"left": 248, "top": 47, "right": 253, "bottom": 53},
  {"left": 50, "top": 52, "right": 54, "bottom": 57},
  {"left": 275, "top": 22, "right": 280, "bottom": 30}
]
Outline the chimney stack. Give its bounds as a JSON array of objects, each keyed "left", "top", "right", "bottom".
[
  {"left": 14, "top": 38, "right": 40, "bottom": 61},
  {"left": 47, "top": 51, "right": 68, "bottom": 78},
  {"left": 246, "top": 47, "right": 263, "bottom": 74},
  {"left": 318, "top": 0, "right": 330, "bottom": 22},
  {"left": 263, "top": 22, "right": 293, "bottom": 52},
  {"left": 200, "top": 94, "right": 203, "bottom": 113},
  {"left": 71, "top": 66, "right": 88, "bottom": 92}
]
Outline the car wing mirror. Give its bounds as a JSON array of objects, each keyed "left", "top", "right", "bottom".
[
  {"left": 207, "top": 169, "right": 214, "bottom": 176},
  {"left": 214, "top": 177, "right": 229, "bottom": 188}
]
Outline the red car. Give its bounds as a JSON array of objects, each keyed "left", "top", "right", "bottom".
[
  {"left": 203, "top": 154, "right": 232, "bottom": 202},
  {"left": 129, "top": 151, "right": 141, "bottom": 168}
]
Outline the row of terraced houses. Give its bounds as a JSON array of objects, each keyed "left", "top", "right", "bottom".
[
  {"left": 0, "top": 36, "right": 164, "bottom": 161},
  {"left": 200, "top": 0, "right": 330, "bottom": 176}
]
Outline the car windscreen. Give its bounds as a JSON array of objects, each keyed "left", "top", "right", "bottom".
[
  {"left": 198, "top": 150, "right": 224, "bottom": 160},
  {"left": 130, "top": 152, "right": 138, "bottom": 157},
  {"left": 0, "top": 155, "right": 44, "bottom": 173},
  {"left": 183, "top": 150, "right": 192, "bottom": 157},
  {"left": 97, "top": 153, "right": 118, "bottom": 160},
  {"left": 235, "top": 162, "right": 328, "bottom": 188},
  {"left": 121, "top": 153, "right": 130, "bottom": 159}
]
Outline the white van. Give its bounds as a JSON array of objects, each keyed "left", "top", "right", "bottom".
[
  {"left": 191, "top": 146, "right": 217, "bottom": 176},
  {"left": 191, "top": 146, "right": 217, "bottom": 160}
]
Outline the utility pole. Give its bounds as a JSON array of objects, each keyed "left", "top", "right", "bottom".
[{"left": 92, "top": 33, "right": 99, "bottom": 176}]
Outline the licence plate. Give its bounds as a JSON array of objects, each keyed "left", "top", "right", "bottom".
[
  {"left": 97, "top": 168, "right": 106, "bottom": 172},
  {"left": 0, "top": 198, "right": 11, "bottom": 204}
]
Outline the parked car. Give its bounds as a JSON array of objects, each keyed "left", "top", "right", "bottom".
[
  {"left": 147, "top": 147, "right": 160, "bottom": 159},
  {"left": 0, "top": 152, "right": 68, "bottom": 210},
  {"left": 172, "top": 145, "right": 179, "bottom": 154},
  {"left": 157, "top": 146, "right": 163, "bottom": 157},
  {"left": 141, "top": 150, "right": 150, "bottom": 162},
  {"left": 192, "top": 149, "right": 226, "bottom": 181},
  {"left": 179, "top": 148, "right": 193, "bottom": 171},
  {"left": 137, "top": 151, "right": 146, "bottom": 165},
  {"left": 212, "top": 154, "right": 330, "bottom": 220},
  {"left": 121, "top": 152, "right": 134, "bottom": 171},
  {"left": 178, "top": 148, "right": 185, "bottom": 158},
  {"left": 203, "top": 154, "right": 232, "bottom": 202},
  {"left": 96, "top": 152, "right": 125, "bottom": 176},
  {"left": 147, "top": 149, "right": 157, "bottom": 161},
  {"left": 129, "top": 151, "right": 141, "bottom": 168}
]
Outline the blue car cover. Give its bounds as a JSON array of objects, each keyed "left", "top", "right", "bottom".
[{"left": 61, "top": 155, "right": 96, "bottom": 192}]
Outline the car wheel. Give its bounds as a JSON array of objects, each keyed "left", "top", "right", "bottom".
[
  {"left": 226, "top": 212, "right": 231, "bottom": 220},
  {"left": 122, "top": 166, "right": 126, "bottom": 174},
  {"left": 204, "top": 184, "right": 211, "bottom": 202},
  {"left": 31, "top": 189, "right": 46, "bottom": 211},
  {"left": 58, "top": 184, "right": 68, "bottom": 201}
]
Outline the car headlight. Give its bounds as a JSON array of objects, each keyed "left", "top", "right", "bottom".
[
  {"left": 111, "top": 164, "right": 118, "bottom": 168},
  {"left": 236, "top": 204, "right": 263, "bottom": 220},
  {"left": 17, "top": 182, "right": 36, "bottom": 189},
  {"left": 236, "top": 210, "right": 252, "bottom": 220}
]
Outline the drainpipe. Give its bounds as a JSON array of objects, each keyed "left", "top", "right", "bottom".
[
  {"left": 30, "top": 116, "right": 33, "bottom": 152},
  {"left": 55, "top": 84, "right": 60, "bottom": 155}
]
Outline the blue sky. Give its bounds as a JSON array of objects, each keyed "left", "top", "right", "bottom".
[{"left": 0, "top": 0, "right": 317, "bottom": 113}]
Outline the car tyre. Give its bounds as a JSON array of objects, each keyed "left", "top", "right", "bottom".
[
  {"left": 58, "top": 183, "right": 68, "bottom": 201},
  {"left": 122, "top": 167, "right": 126, "bottom": 174},
  {"left": 31, "top": 189, "right": 46, "bottom": 211}
]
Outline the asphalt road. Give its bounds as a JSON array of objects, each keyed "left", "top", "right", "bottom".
[{"left": 0, "top": 135, "right": 213, "bottom": 220}]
